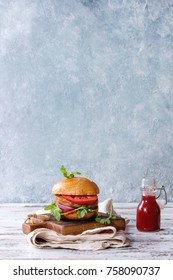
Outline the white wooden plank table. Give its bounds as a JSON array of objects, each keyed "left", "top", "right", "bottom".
[{"left": 0, "top": 203, "right": 173, "bottom": 260}]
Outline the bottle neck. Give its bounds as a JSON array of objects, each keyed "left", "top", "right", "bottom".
[
  {"left": 142, "top": 194, "right": 156, "bottom": 201},
  {"left": 141, "top": 186, "right": 156, "bottom": 197}
]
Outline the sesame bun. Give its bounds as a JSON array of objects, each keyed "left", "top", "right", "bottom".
[{"left": 52, "top": 177, "right": 99, "bottom": 196}]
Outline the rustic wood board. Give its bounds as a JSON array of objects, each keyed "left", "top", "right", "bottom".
[{"left": 22, "top": 214, "right": 126, "bottom": 235}]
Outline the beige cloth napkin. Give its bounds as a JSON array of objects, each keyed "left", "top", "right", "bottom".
[
  {"left": 27, "top": 226, "right": 130, "bottom": 250},
  {"left": 27, "top": 199, "right": 130, "bottom": 250}
]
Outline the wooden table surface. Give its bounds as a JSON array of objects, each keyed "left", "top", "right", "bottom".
[{"left": 0, "top": 203, "right": 173, "bottom": 260}]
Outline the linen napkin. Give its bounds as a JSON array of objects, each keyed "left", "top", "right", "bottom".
[
  {"left": 27, "top": 226, "right": 130, "bottom": 250},
  {"left": 26, "top": 199, "right": 130, "bottom": 250}
]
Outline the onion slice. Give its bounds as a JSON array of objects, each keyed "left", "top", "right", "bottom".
[{"left": 56, "top": 202, "right": 74, "bottom": 212}]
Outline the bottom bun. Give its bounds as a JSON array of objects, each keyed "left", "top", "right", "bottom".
[{"left": 61, "top": 208, "right": 98, "bottom": 221}]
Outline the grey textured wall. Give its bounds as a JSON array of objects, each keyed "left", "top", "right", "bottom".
[{"left": 0, "top": 0, "right": 173, "bottom": 203}]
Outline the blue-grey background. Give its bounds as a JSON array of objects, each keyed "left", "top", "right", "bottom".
[{"left": 0, "top": 0, "right": 173, "bottom": 203}]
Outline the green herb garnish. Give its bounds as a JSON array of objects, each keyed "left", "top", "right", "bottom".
[
  {"left": 95, "top": 215, "right": 117, "bottom": 225},
  {"left": 60, "top": 165, "right": 82, "bottom": 178},
  {"left": 95, "top": 201, "right": 118, "bottom": 224},
  {"left": 76, "top": 206, "right": 95, "bottom": 219},
  {"left": 60, "top": 165, "right": 91, "bottom": 180},
  {"left": 44, "top": 202, "right": 62, "bottom": 221},
  {"left": 44, "top": 202, "right": 55, "bottom": 210}
]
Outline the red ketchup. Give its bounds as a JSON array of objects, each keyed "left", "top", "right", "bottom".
[{"left": 136, "top": 179, "right": 160, "bottom": 231}]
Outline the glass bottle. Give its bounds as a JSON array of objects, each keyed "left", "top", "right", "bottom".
[{"left": 136, "top": 178, "right": 167, "bottom": 231}]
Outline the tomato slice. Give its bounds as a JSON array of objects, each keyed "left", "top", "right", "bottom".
[{"left": 62, "top": 195, "right": 98, "bottom": 205}]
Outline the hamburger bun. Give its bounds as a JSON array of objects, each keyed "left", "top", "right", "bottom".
[{"left": 52, "top": 177, "right": 99, "bottom": 196}]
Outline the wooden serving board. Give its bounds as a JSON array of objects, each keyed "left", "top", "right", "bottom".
[{"left": 22, "top": 215, "right": 126, "bottom": 235}]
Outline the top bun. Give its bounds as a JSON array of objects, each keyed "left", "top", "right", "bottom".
[{"left": 52, "top": 177, "right": 99, "bottom": 196}]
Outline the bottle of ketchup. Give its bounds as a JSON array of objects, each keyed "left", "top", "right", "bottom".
[{"left": 136, "top": 178, "right": 167, "bottom": 231}]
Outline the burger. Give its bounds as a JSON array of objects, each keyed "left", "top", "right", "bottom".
[{"left": 45, "top": 166, "right": 99, "bottom": 221}]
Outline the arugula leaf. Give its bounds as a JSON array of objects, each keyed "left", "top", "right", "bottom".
[
  {"left": 95, "top": 200, "right": 118, "bottom": 225},
  {"left": 44, "top": 202, "right": 62, "bottom": 221},
  {"left": 76, "top": 206, "right": 95, "bottom": 219},
  {"left": 77, "top": 208, "right": 87, "bottom": 218},
  {"left": 52, "top": 204, "right": 62, "bottom": 221},
  {"left": 69, "top": 171, "right": 82, "bottom": 178},
  {"left": 60, "top": 165, "right": 69, "bottom": 178},
  {"left": 95, "top": 214, "right": 118, "bottom": 224},
  {"left": 44, "top": 202, "right": 55, "bottom": 210},
  {"left": 60, "top": 165, "right": 89, "bottom": 179}
]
